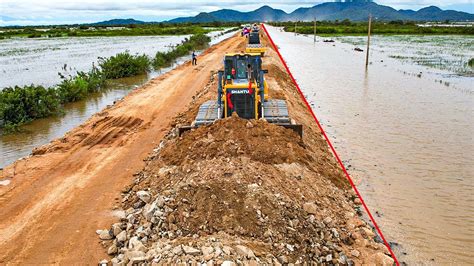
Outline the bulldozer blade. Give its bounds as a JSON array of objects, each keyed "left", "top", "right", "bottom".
[
  {"left": 178, "top": 126, "right": 197, "bottom": 136},
  {"left": 278, "top": 124, "right": 303, "bottom": 138},
  {"left": 178, "top": 124, "right": 302, "bottom": 138}
]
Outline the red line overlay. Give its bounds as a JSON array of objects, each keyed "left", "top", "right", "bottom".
[{"left": 262, "top": 24, "right": 399, "bottom": 265}]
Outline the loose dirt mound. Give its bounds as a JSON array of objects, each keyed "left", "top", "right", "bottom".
[
  {"left": 98, "top": 116, "right": 393, "bottom": 265},
  {"left": 160, "top": 116, "right": 308, "bottom": 166}
]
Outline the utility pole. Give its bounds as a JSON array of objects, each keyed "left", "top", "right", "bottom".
[
  {"left": 313, "top": 18, "right": 317, "bottom": 43},
  {"left": 365, "top": 14, "right": 372, "bottom": 67}
]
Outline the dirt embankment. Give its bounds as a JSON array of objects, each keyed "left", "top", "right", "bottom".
[{"left": 96, "top": 32, "right": 395, "bottom": 265}]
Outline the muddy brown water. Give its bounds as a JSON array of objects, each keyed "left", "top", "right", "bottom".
[
  {"left": 0, "top": 31, "right": 236, "bottom": 168},
  {"left": 266, "top": 26, "right": 473, "bottom": 265}
]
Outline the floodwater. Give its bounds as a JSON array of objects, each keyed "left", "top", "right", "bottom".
[
  {"left": 0, "top": 35, "right": 189, "bottom": 88},
  {"left": 0, "top": 30, "right": 236, "bottom": 168},
  {"left": 266, "top": 26, "right": 473, "bottom": 265}
]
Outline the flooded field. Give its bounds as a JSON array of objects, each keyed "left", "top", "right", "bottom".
[
  {"left": 0, "top": 35, "right": 188, "bottom": 88},
  {"left": 335, "top": 35, "right": 474, "bottom": 77},
  {"left": 0, "top": 30, "right": 236, "bottom": 168},
  {"left": 266, "top": 26, "right": 473, "bottom": 264}
]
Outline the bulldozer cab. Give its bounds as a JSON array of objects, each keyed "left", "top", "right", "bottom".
[
  {"left": 220, "top": 53, "right": 266, "bottom": 119},
  {"left": 249, "top": 32, "right": 260, "bottom": 45}
]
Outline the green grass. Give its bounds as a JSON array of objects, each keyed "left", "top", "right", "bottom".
[{"left": 273, "top": 20, "right": 474, "bottom": 36}]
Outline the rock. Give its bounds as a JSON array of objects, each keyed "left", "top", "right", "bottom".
[
  {"left": 155, "top": 195, "right": 166, "bottom": 207},
  {"left": 338, "top": 253, "right": 348, "bottom": 264},
  {"left": 326, "top": 254, "right": 332, "bottom": 262},
  {"left": 99, "top": 259, "right": 108, "bottom": 265},
  {"left": 111, "top": 223, "right": 122, "bottom": 237},
  {"left": 107, "top": 243, "right": 118, "bottom": 255},
  {"left": 331, "top": 228, "right": 339, "bottom": 238},
  {"left": 286, "top": 244, "right": 295, "bottom": 252},
  {"left": 214, "top": 246, "right": 223, "bottom": 257},
  {"left": 201, "top": 246, "right": 214, "bottom": 256},
  {"left": 303, "top": 202, "right": 318, "bottom": 215},
  {"left": 323, "top": 217, "right": 332, "bottom": 225},
  {"left": 234, "top": 245, "right": 255, "bottom": 258},
  {"left": 183, "top": 245, "right": 201, "bottom": 256},
  {"left": 246, "top": 121, "right": 254, "bottom": 128},
  {"left": 99, "top": 229, "right": 113, "bottom": 240},
  {"left": 124, "top": 250, "right": 146, "bottom": 263},
  {"left": 361, "top": 227, "right": 376, "bottom": 238},
  {"left": 247, "top": 260, "right": 259, "bottom": 266},
  {"left": 146, "top": 249, "right": 157, "bottom": 261},
  {"left": 222, "top": 246, "right": 233, "bottom": 255},
  {"left": 172, "top": 245, "right": 183, "bottom": 256},
  {"left": 142, "top": 202, "right": 158, "bottom": 221},
  {"left": 354, "top": 198, "right": 362, "bottom": 205},
  {"left": 351, "top": 249, "right": 360, "bottom": 258},
  {"left": 129, "top": 236, "right": 147, "bottom": 252},
  {"left": 371, "top": 253, "right": 394, "bottom": 266},
  {"left": 222, "top": 261, "right": 235, "bottom": 266},
  {"left": 137, "top": 191, "right": 152, "bottom": 203},
  {"left": 278, "top": 255, "right": 288, "bottom": 264},
  {"left": 116, "top": 230, "right": 127, "bottom": 242},
  {"left": 204, "top": 253, "right": 214, "bottom": 261}
]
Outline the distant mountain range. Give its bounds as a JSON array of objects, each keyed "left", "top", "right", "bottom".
[
  {"left": 91, "top": 18, "right": 147, "bottom": 26},
  {"left": 168, "top": 2, "right": 474, "bottom": 23},
  {"left": 91, "top": 2, "right": 474, "bottom": 26}
]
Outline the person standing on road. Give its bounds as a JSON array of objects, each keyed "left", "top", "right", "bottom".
[{"left": 192, "top": 51, "right": 197, "bottom": 65}]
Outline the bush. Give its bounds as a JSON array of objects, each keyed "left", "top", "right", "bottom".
[
  {"left": 152, "top": 33, "right": 211, "bottom": 69},
  {"left": 468, "top": 58, "right": 474, "bottom": 68},
  {"left": 99, "top": 52, "right": 150, "bottom": 79},
  {"left": 78, "top": 66, "right": 106, "bottom": 93},
  {"left": 188, "top": 33, "right": 211, "bottom": 47},
  {"left": 0, "top": 85, "right": 61, "bottom": 127},
  {"left": 57, "top": 75, "right": 89, "bottom": 103}
]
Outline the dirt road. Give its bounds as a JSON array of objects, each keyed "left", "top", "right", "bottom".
[{"left": 0, "top": 35, "right": 246, "bottom": 264}]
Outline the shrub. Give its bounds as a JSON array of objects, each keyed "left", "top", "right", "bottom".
[
  {"left": 468, "top": 58, "right": 474, "bottom": 68},
  {"left": 152, "top": 33, "right": 211, "bottom": 69},
  {"left": 188, "top": 33, "right": 211, "bottom": 47},
  {"left": 99, "top": 52, "right": 150, "bottom": 79},
  {"left": 0, "top": 85, "right": 61, "bottom": 126},
  {"left": 78, "top": 66, "right": 106, "bottom": 93},
  {"left": 56, "top": 75, "right": 89, "bottom": 103}
]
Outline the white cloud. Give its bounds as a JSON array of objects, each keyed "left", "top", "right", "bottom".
[{"left": 0, "top": 0, "right": 472, "bottom": 26}]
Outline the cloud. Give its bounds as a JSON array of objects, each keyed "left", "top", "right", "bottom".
[{"left": 0, "top": 0, "right": 472, "bottom": 26}]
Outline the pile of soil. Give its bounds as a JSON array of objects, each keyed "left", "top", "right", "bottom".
[{"left": 97, "top": 115, "right": 394, "bottom": 265}]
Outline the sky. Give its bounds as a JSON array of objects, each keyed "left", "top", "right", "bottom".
[{"left": 1, "top": 0, "right": 473, "bottom": 26}]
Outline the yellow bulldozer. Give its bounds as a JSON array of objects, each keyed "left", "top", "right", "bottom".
[{"left": 180, "top": 52, "right": 302, "bottom": 136}]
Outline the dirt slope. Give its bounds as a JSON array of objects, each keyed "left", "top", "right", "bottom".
[
  {"left": 96, "top": 32, "right": 395, "bottom": 264},
  {"left": 0, "top": 34, "right": 246, "bottom": 264}
]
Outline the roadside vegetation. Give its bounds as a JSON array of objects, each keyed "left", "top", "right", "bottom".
[
  {"left": 0, "top": 33, "right": 215, "bottom": 131},
  {"left": 273, "top": 20, "right": 474, "bottom": 36},
  {"left": 468, "top": 58, "right": 474, "bottom": 68},
  {"left": 153, "top": 34, "right": 211, "bottom": 68},
  {"left": 0, "top": 22, "right": 240, "bottom": 39}
]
